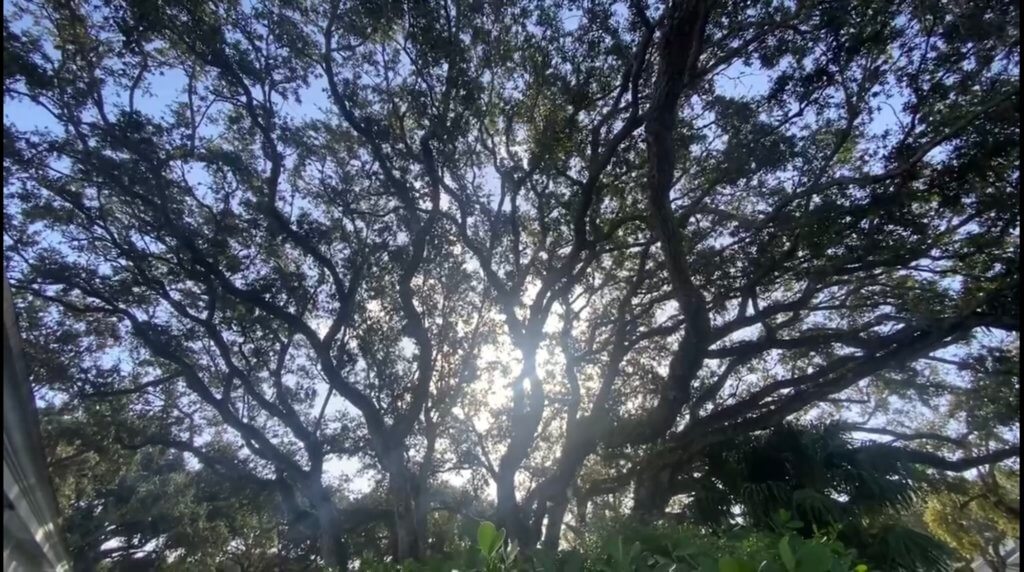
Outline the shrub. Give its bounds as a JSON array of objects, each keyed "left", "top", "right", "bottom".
[{"left": 360, "top": 517, "right": 871, "bottom": 572}]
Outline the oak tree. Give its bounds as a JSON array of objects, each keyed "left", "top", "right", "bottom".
[{"left": 4, "top": 0, "right": 1019, "bottom": 567}]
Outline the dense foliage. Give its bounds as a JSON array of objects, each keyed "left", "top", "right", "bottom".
[
  {"left": 923, "top": 469, "right": 1020, "bottom": 571},
  {"left": 359, "top": 519, "right": 872, "bottom": 572},
  {"left": 2, "top": 0, "right": 1019, "bottom": 569}
]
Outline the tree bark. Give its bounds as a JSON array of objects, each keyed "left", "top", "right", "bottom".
[
  {"left": 385, "top": 453, "right": 425, "bottom": 562},
  {"left": 541, "top": 492, "right": 570, "bottom": 551},
  {"left": 631, "top": 467, "right": 673, "bottom": 521},
  {"left": 495, "top": 346, "right": 545, "bottom": 547},
  {"left": 314, "top": 501, "right": 349, "bottom": 571},
  {"left": 391, "top": 485, "right": 421, "bottom": 562},
  {"left": 496, "top": 469, "right": 531, "bottom": 547}
]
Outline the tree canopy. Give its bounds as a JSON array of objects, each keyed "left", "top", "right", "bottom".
[{"left": 3, "top": 0, "right": 1019, "bottom": 569}]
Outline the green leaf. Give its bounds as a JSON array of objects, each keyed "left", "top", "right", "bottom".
[
  {"left": 562, "top": 550, "right": 585, "bottom": 572},
  {"left": 606, "top": 536, "right": 629, "bottom": 564},
  {"left": 477, "top": 521, "right": 504, "bottom": 557},
  {"left": 718, "top": 556, "right": 754, "bottom": 572},
  {"left": 629, "top": 541, "right": 643, "bottom": 561},
  {"left": 853, "top": 565, "right": 868, "bottom": 572},
  {"left": 504, "top": 539, "right": 520, "bottom": 563},
  {"left": 533, "top": 550, "right": 557, "bottom": 572},
  {"left": 795, "top": 543, "right": 833, "bottom": 572},
  {"left": 779, "top": 536, "right": 797, "bottom": 572}
]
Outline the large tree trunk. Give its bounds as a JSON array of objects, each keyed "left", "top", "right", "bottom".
[
  {"left": 314, "top": 501, "right": 349, "bottom": 570},
  {"left": 386, "top": 454, "right": 426, "bottom": 562},
  {"left": 493, "top": 343, "right": 546, "bottom": 548},
  {"left": 496, "top": 471, "right": 525, "bottom": 542},
  {"left": 391, "top": 485, "right": 421, "bottom": 562},
  {"left": 530, "top": 418, "right": 601, "bottom": 550},
  {"left": 284, "top": 474, "right": 348, "bottom": 569},
  {"left": 413, "top": 500, "right": 430, "bottom": 558},
  {"left": 631, "top": 467, "right": 672, "bottom": 521},
  {"left": 541, "top": 493, "right": 570, "bottom": 551}
]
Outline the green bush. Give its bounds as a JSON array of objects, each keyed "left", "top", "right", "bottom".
[{"left": 360, "top": 515, "right": 871, "bottom": 572}]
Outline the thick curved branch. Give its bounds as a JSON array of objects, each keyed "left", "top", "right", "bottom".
[
  {"left": 858, "top": 444, "right": 1020, "bottom": 473},
  {"left": 81, "top": 372, "right": 183, "bottom": 399},
  {"left": 623, "top": 0, "right": 712, "bottom": 446},
  {"left": 840, "top": 424, "right": 969, "bottom": 448}
]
